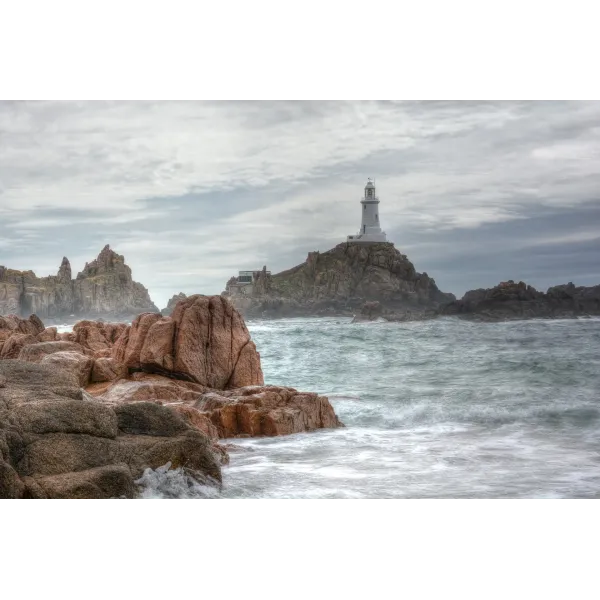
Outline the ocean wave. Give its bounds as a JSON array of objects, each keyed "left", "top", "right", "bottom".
[{"left": 135, "top": 462, "right": 221, "bottom": 499}]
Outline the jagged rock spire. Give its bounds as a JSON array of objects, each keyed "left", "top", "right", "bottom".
[{"left": 57, "top": 257, "right": 72, "bottom": 283}]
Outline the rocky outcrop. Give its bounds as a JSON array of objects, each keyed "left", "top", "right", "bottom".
[
  {"left": 72, "top": 320, "right": 128, "bottom": 354},
  {"left": 441, "top": 280, "right": 600, "bottom": 321},
  {"left": 224, "top": 242, "right": 455, "bottom": 319},
  {"left": 73, "top": 245, "right": 158, "bottom": 318},
  {"left": 0, "top": 295, "right": 344, "bottom": 498},
  {"left": 113, "top": 295, "right": 264, "bottom": 389},
  {"left": 195, "top": 386, "right": 343, "bottom": 438},
  {"left": 0, "top": 360, "right": 221, "bottom": 498},
  {"left": 91, "top": 357, "right": 128, "bottom": 383},
  {"left": 351, "top": 300, "right": 384, "bottom": 322},
  {"left": 40, "top": 351, "right": 94, "bottom": 387},
  {"left": 161, "top": 293, "right": 187, "bottom": 316},
  {"left": 0, "top": 245, "right": 158, "bottom": 321},
  {"left": 94, "top": 374, "right": 342, "bottom": 440},
  {"left": 0, "top": 260, "right": 74, "bottom": 319}
]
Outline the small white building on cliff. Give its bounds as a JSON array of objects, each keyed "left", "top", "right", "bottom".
[
  {"left": 347, "top": 178, "right": 388, "bottom": 243},
  {"left": 225, "top": 268, "right": 271, "bottom": 297}
]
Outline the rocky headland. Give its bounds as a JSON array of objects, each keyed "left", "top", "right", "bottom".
[
  {"left": 0, "top": 245, "right": 158, "bottom": 323},
  {"left": 223, "top": 242, "right": 455, "bottom": 320},
  {"left": 0, "top": 295, "right": 343, "bottom": 498},
  {"left": 440, "top": 280, "right": 600, "bottom": 322},
  {"left": 219, "top": 241, "right": 599, "bottom": 323}
]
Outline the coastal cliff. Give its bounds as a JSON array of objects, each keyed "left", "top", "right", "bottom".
[
  {"left": 0, "top": 245, "right": 158, "bottom": 321},
  {"left": 224, "top": 242, "right": 455, "bottom": 318}
]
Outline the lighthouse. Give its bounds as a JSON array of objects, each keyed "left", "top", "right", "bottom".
[{"left": 347, "top": 178, "right": 388, "bottom": 243}]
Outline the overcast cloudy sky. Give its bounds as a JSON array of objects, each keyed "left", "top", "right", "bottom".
[{"left": 1, "top": 100, "right": 599, "bottom": 308}]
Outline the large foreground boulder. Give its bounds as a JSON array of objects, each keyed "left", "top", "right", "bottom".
[
  {"left": 0, "top": 361, "right": 221, "bottom": 499},
  {"left": 112, "top": 295, "right": 264, "bottom": 389}
]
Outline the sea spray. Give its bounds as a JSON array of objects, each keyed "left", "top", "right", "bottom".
[{"left": 135, "top": 462, "right": 221, "bottom": 499}]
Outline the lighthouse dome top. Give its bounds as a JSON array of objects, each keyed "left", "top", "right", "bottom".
[{"left": 365, "top": 179, "right": 375, "bottom": 189}]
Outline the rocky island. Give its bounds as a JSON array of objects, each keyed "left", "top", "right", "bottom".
[
  {"left": 223, "top": 242, "right": 455, "bottom": 320},
  {"left": 0, "top": 245, "right": 158, "bottom": 323},
  {"left": 0, "top": 295, "right": 343, "bottom": 498},
  {"left": 441, "top": 280, "right": 600, "bottom": 321}
]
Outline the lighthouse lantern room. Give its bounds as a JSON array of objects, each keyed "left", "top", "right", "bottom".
[{"left": 347, "top": 178, "right": 388, "bottom": 243}]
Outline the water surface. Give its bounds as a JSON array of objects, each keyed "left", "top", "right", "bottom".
[{"left": 215, "top": 316, "right": 600, "bottom": 498}]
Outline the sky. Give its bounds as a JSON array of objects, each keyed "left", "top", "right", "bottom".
[{"left": 1, "top": 100, "right": 599, "bottom": 309}]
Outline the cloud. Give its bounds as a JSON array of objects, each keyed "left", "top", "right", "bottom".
[{"left": 1, "top": 100, "right": 599, "bottom": 308}]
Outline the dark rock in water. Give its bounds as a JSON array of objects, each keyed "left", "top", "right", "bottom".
[
  {"left": 223, "top": 242, "right": 455, "bottom": 320},
  {"left": 441, "top": 280, "right": 600, "bottom": 321},
  {"left": 353, "top": 300, "right": 383, "bottom": 322}
]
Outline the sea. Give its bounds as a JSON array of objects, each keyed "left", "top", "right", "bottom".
[{"left": 127, "top": 316, "right": 600, "bottom": 499}]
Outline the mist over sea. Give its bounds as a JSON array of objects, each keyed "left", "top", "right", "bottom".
[{"left": 87, "top": 316, "right": 600, "bottom": 499}]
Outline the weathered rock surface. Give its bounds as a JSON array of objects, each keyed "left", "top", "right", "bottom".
[
  {"left": 93, "top": 375, "right": 342, "bottom": 440},
  {"left": 0, "top": 245, "right": 158, "bottom": 321},
  {"left": 161, "top": 293, "right": 187, "bottom": 316},
  {"left": 72, "top": 320, "right": 128, "bottom": 354},
  {"left": 18, "top": 341, "right": 86, "bottom": 363},
  {"left": 38, "top": 327, "right": 58, "bottom": 342},
  {"left": 0, "top": 334, "right": 38, "bottom": 359},
  {"left": 0, "top": 314, "right": 45, "bottom": 337},
  {"left": 91, "top": 357, "right": 128, "bottom": 383},
  {"left": 0, "top": 360, "right": 221, "bottom": 499},
  {"left": 40, "top": 351, "right": 94, "bottom": 387},
  {"left": 441, "top": 280, "right": 600, "bottom": 321},
  {"left": 224, "top": 242, "right": 455, "bottom": 319},
  {"left": 195, "top": 385, "right": 344, "bottom": 438},
  {"left": 113, "top": 295, "right": 264, "bottom": 388},
  {"left": 96, "top": 373, "right": 209, "bottom": 405}
]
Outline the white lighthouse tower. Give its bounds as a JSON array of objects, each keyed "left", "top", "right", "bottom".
[{"left": 347, "top": 178, "right": 388, "bottom": 243}]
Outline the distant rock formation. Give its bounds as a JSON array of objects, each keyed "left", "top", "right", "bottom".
[
  {"left": 223, "top": 242, "right": 455, "bottom": 318},
  {"left": 441, "top": 280, "right": 600, "bottom": 321},
  {"left": 0, "top": 245, "right": 158, "bottom": 321},
  {"left": 161, "top": 292, "right": 187, "bottom": 316}
]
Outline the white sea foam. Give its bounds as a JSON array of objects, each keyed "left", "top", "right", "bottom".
[{"left": 135, "top": 462, "right": 221, "bottom": 499}]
